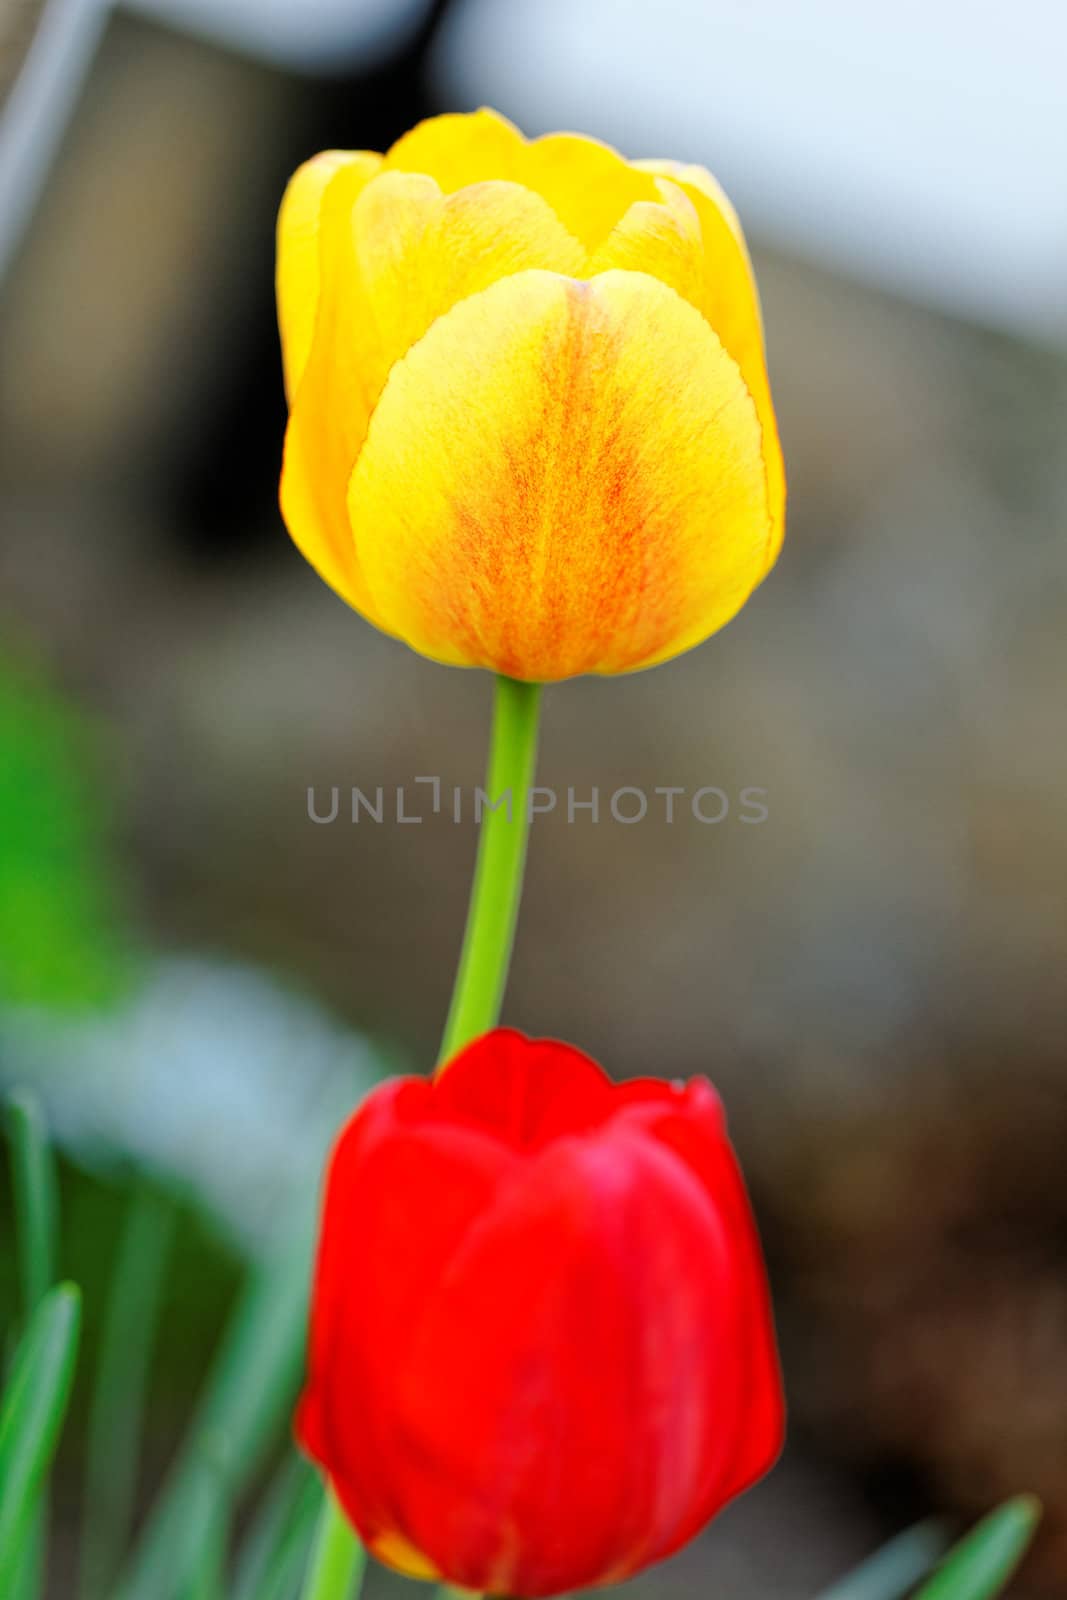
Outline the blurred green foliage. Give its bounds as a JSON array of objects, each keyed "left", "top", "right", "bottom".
[
  {"left": 0, "top": 651, "right": 134, "bottom": 1011},
  {"left": 914, "top": 1499, "right": 1041, "bottom": 1600},
  {"left": 0, "top": 1283, "right": 81, "bottom": 1592}
]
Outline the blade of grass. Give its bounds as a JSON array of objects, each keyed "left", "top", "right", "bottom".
[
  {"left": 113, "top": 1223, "right": 312, "bottom": 1600},
  {"left": 0, "top": 1284, "right": 81, "bottom": 1591},
  {"left": 10, "top": 1514, "right": 42, "bottom": 1600},
  {"left": 253, "top": 1495, "right": 323, "bottom": 1600},
  {"left": 182, "top": 1513, "right": 226, "bottom": 1600},
  {"left": 4, "top": 1100, "right": 62, "bottom": 1600},
  {"left": 5, "top": 1092, "right": 59, "bottom": 1319},
  {"left": 299, "top": 1492, "right": 365, "bottom": 1600},
  {"left": 232, "top": 1454, "right": 321, "bottom": 1600},
  {"left": 79, "top": 1183, "right": 176, "bottom": 1600},
  {"left": 913, "top": 1497, "right": 1040, "bottom": 1600},
  {"left": 815, "top": 1519, "right": 951, "bottom": 1600},
  {"left": 176, "top": 1440, "right": 230, "bottom": 1600}
]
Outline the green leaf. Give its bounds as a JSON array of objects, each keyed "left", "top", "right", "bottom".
[
  {"left": 5, "top": 1093, "right": 59, "bottom": 1321},
  {"left": 0, "top": 1284, "right": 81, "bottom": 1591},
  {"left": 0, "top": 652, "right": 133, "bottom": 1011},
  {"left": 9, "top": 1509, "right": 43, "bottom": 1600},
  {"left": 181, "top": 1516, "right": 226, "bottom": 1600},
  {"left": 815, "top": 1519, "right": 950, "bottom": 1600},
  {"left": 913, "top": 1497, "right": 1040, "bottom": 1600},
  {"left": 232, "top": 1454, "right": 321, "bottom": 1600},
  {"left": 176, "top": 1439, "right": 231, "bottom": 1600},
  {"left": 299, "top": 1492, "right": 365, "bottom": 1600},
  {"left": 4, "top": 1092, "right": 61, "bottom": 1600},
  {"left": 79, "top": 1184, "right": 176, "bottom": 1600},
  {"left": 113, "top": 1225, "right": 312, "bottom": 1600}
]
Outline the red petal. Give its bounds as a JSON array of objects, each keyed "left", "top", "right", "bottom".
[
  {"left": 628, "top": 1085, "right": 785, "bottom": 1552},
  {"left": 432, "top": 1028, "right": 616, "bottom": 1147},
  {"left": 298, "top": 1076, "right": 519, "bottom": 1546},
  {"left": 384, "top": 1125, "right": 744, "bottom": 1594}
]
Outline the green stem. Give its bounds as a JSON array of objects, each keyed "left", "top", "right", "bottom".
[
  {"left": 5, "top": 1093, "right": 59, "bottom": 1321},
  {"left": 300, "top": 675, "right": 542, "bottom": 1600},
  {"left": 300, "top": 1493, "right": 365, "bottom": 1600},
  {"left": 439, "top": 674, "right": 543, "bottom": 1064},
  {"left": 421, "top": 677, "right": 540, "bottom": 1600}
]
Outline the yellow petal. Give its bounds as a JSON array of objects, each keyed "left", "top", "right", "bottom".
[
  {"left": 633, "top": 157, "right": 747, "bottom": 250},
  {"left": 385, "top": 111, "right": 661, "bottom": 250},
  {"left": 606, "top": 168, "right": 785, "bottom": 568},
  {"left": 279, "top": 156, "right": 389, "bottom": 622},
  {"left": 349, "top": 269, "right": 773, "bottom": 681},
  {"left": 521, "top": 133, "right": 660, "bottom": 249},
  {"left": 586, "top": 178, "right": 706, "bottom": 311},
  {"left": 352, "top": 172, "right": 585, "bottom": 398},
  {"left": 384, "top": 106, "right": 524, "bottom": 188},
  {"left": 280, "top": 169, "right": 584, "bottom": 620},
  {"left": 276, "top": 150, "right": 381, "bottom": 402}
]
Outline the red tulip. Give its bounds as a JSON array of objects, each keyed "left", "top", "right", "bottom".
[{"left": 298, "top": 1029, "right": 784, "bottom": 1596}]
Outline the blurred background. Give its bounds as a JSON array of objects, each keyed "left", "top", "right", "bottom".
[{"left": 1, "top": 0, "right": 1065, "bottom": 1595}]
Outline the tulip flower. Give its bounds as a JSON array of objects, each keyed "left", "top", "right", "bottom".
[
  {"left": 276, "top": 109, "right": 784, "bottom": 681},
  {"left": 298, "top": 1028, "right": 784, "bottom": 1597}
]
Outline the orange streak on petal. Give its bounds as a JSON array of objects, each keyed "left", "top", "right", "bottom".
[
  {"left": 369, "top": 1529, "right": 441, "bottom": 1582},
  {"left": 350, "top": 269, "right": 772, "bottom": 681}
]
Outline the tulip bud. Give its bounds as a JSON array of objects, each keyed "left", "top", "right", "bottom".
[
  {"left": 277, "top": 109, "right": 785, "bottom": 681},
  {"left": 298, "top": 1028, "right": 784, "bottom": 1596}
]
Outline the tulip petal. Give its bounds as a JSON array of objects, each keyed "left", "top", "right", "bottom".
[
  {"left": 629, "top": 164, "right": 785, "bottom": 568},
  {"left": 392, "top": 1130, "right": 741, "bottom": 1594},
  {"left": 280, "top": 171, "right": 584, "bottom": 624},
  {"left": 279, "top": 155, "right": 391, "bottom": 623},
  {"left": 631, "top": 1081, "right": 786, "bottom": 1547},
  {"left": 276, "top": 150, "right": 382, "bottom": 403},
  {"left": 350, "top": 269, "right": 773, "bottom": 680},
  {"left": 521, "top": 133, "right": 660, "bottom": 249},
  {"left": 301, "top": 1088, "right": 520, "bottom": 1557},
  {"left": 351, "top": 172, "right": 585, "bottom": 403},
  {"left": 633, "top": 157, "right": 748, "bottom": 249},
  {"left": 296, "top": 1077, "right": 429, "bottom": 1469},
  {"left": 385, "top": 106, "right": 526, "bottom": 188},
  {"left": 586, "top": 179, "right": 708, "bottom": 314},
  {"left": 385, "top": 112, "right": 659, "bottom": 250},
  {"left": 433, "top": 1029, "right": 615, "bottom": 1147}
]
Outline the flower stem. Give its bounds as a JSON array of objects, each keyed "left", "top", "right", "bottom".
[
  {"left": 438, "top": 675, "right": 543, "bottom": 1065},
  {"left": 300, "top": 1492, "right": 365, "bottom": 1600}
]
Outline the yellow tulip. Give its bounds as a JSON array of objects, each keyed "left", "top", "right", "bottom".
[{"left": 276, "top": 109, "right": 784, "bottom": 682}]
